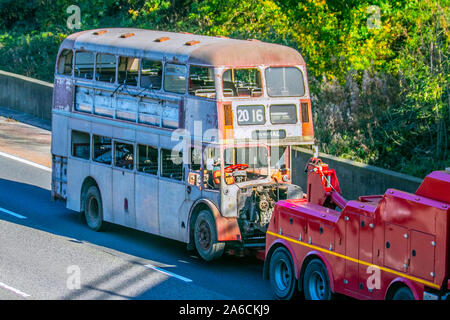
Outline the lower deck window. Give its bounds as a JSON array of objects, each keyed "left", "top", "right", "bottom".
[
  {"left": 114, "top": 142, "right": 134, "bottom": 170},
  {"left": 161, "top": 148, "right": 183, "bottom": 181},
  {"left": 137, "top": 144, "right": 158, "bottom": 175},
  {"left": 93, "top": 135, "right": 112, "bottom": 164},
  {"left": 71, "top": 130, "right": 90, "bottom": 160}
]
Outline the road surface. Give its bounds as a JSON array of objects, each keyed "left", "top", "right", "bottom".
[{"left": 0, "top": 117, "right": 273, "bottom": 300}]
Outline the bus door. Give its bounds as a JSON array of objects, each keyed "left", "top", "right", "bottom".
[{"left": 158, "top": 145, "right": 186, "bottom": 241}]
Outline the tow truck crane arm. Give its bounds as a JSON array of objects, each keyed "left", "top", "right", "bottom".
[{"left": 305, "top": 157, "right": 347, "bottom": 210}]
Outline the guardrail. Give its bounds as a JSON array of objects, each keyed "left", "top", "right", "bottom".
[{"left": 0, "top": 70, "right": 53, "bottom": 121}]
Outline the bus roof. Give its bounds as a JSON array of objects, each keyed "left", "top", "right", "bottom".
[{"left": 61, "top": 28, "right": 305, "bottom": 67}]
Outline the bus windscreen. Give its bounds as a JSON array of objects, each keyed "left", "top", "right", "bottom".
[{"left": 265, "top": 67, "right": 305, "bottom": 97}]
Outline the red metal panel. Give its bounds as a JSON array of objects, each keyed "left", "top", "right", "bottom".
[
  {"left": 279, "top": 210, "right": 306, "bottom": 240},
  {"left": 410, "top": 230, "right": 435, "bottom": 282},
  {"left": 384, "top": 223, "right": 409, "bottom": 272},
  {"left": 415, "top": 171, "right": 450, "bottom": 204},
  {"left": 308, "top": 220, "right": 334, "bottom": 250},
  {"left": 358, "top": 216, "right": 374, "bottom": 295},
  {"left": 344, "top": 213, "right": 359, "bottom": 291}
]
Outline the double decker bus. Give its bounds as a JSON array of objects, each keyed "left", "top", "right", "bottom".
[{"left": 51, "top": 28, "right": 314, "bottom": 260}]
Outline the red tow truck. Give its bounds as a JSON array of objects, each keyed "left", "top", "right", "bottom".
[{"left": 264, "top": 158, "right": 450, "bottom": 300}]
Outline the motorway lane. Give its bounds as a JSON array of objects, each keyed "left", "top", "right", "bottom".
[{"left": 0, "top": 154, "right": 273, "bottom": 300}]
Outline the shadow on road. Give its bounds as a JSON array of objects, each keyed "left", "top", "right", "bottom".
[{"left": 0, "top": 177, "right": 273, "bottom": 300}]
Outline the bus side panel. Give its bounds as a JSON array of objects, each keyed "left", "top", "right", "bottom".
[
  {"left": 112, "top": 169, "right": 136, "bottom": 228},
  {"left": 66, "top": 118, "right": 91, "bottom": 212},
  {"left": 135, "top": 173, "right": 160, "bottom": 235},
  {"left": 90, "top": 163, "right": 113, "bottom": 223},
  {"left": 158, "top": 179, "right": 185, "bottom": 241},
  {"left": 51, "top": 113, "right": 68, "bottom": 156},
  {"left": 184, "top": 98, "right": 218, "bottom": 136},
  {"left": 66, "top": 157, "right": 90, "bottom": 212}
]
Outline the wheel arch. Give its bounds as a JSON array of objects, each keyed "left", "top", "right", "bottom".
[
  {"left": 187, "top": 198, "right": 241, "bottom": 247},
  {"left": 385, "top": 277, "right": 420, "bottom": 300},
  {"left": 298, "top": 251, "right": 336, "bottom": 293},
  {"left": 263, "top": 239, "right": 299, "bottom": 281},
  {"left": 80, "top": 176, "right": 100, "bottom": 213}
]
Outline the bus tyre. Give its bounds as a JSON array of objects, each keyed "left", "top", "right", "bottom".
[
  {"left": 84, "top": 186, "right": 104, "bottom": 232},
  {"left": 303, "top": 258, "right": 332, "bottom": 300},
  {"left": 269, "top": 247, "right": 297, "bottom": 300},
  {"left": 392, "top": 286, "right": 415, "bottom": 300},
  {"left": 194, "top": 211, "right": 225, "bottom": 261}
]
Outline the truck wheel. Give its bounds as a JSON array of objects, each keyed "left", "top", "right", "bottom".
[
  {"left": 194, "top": 211, "right": 225, "bottom": 261},
  {"left": 303, "top": 258, "right": 332, "bottom": 300},
  {"left": 392, "top": 286, "right": 415, "bottom": 300},
  {"left": 84, "top": 185, "right": 104, "bottom": 231},
  {"left": 269, "top": 247, "right": 297, "bottom": 300}
]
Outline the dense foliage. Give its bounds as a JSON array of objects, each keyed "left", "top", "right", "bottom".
[{"left": 0, "top": 0, "right": 448, "bottom": 178}]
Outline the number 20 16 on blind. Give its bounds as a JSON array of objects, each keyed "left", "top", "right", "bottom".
[{"left": 237, "top": 105, "right": 265, "bottom": 125}]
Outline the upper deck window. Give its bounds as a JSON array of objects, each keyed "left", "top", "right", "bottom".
[
  {"left": 96, "top": 53, "right": 116, "bottom": 83},
  {"left": 265, "top": 67, "right": 305, "bottom": 97},
  {"left": 74, "top": 51, "right": 94, "bottom": 80},
  {"left": 57, "top": 49, "right": 73, "bottom": 76},
  {"left": 118, "top": 56, "right": 139, "bottom": 86},
  {"left": 222, "top": 68, "right": 262, "bottom": 98},
  {"left": 141, "top": 59, "right": 162, "bottom": 90},
  {"left": 188, "top": 66, "right": 216, "bottom": 99},
  {"left": 164, "top": 63, "right": 187, "bottom": 94}
]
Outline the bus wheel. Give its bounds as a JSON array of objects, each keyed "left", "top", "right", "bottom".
[
  {"left": 194, "top": 211, "right": 225, "bottom": 261},
  {"left": 303, "top": 258, "right": 332, "bottom": 300},
  {"left": 392, "top": 286, "right": 415, "bottom": 300},
  {"left": 269, "top": 247, "right": 297, "bottom": 300},
  {"left": 84, "top": 186, "right": 104, "bottom": 231}
]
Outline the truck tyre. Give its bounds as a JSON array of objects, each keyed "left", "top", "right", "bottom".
[
  {"left": 269, "top": 247, "right": 297, "bottom": 300},
  {"left": 303, "top": 258, "right": 332, "bottom": 300},
  {"left": 84, "top": 185, "right": 104, "bottom": 231},
  {"left": 392, "top": 286, "right": 415, "bottom": 300},
  {"left": 194, "top": 210, "right": 225, "bottom": 261}
]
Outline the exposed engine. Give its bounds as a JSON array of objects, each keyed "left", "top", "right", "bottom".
[{"left": 238, "top": 183, "right": 303, "bottom": 238}]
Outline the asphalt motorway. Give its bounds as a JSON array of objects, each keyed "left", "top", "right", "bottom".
[{"left": 0, "top": 154, "right": 274, "bottom": 300}]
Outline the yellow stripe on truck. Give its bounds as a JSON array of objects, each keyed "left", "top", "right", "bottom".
[{"left": 266, "top": 230, "right": 441, "bottom": 290}]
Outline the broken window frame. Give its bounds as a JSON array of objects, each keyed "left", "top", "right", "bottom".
[{"left": 57, "top": 49, "right": 74, "bottom": 76}]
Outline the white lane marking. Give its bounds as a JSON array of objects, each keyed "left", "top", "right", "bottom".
[
  {"left": 145, "top": 264, "right": 193, "bottom": 283},
  {"left": 0, "top": 151, "right": 51, "bottom": 172},
  {"left": 0, "top": 207, "right": 27, "bottom": 219},
  {"left": 0, "top": 281, "right": 31, "bottom": 298}
]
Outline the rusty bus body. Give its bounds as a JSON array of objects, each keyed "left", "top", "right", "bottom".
[{"left": 51, "top": 28, "right": 314, "bottom": 260}]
